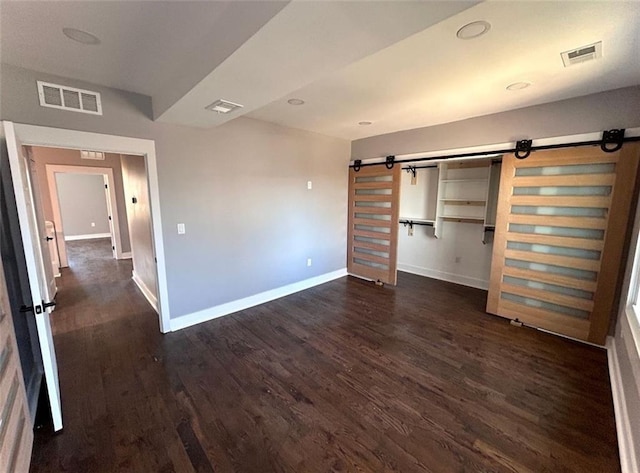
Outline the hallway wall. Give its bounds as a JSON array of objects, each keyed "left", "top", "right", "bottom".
[
  {"left": 55, "top": 173, "right": 110, "bottom": 238},
  {"left": 121, "top": 154, "right": 157, "bottom": 306},
  {"left": 28, "top": 146, "right": 131, "bottom": 254}
]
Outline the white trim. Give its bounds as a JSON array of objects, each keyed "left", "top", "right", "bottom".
[
  {"left": 352, "top": 127, "right": 640, "bottom": 165},
  {"left": 132, "top": 270, "right": 158, "bottom": 313},
  {"left": 397, "top": 264, "right": 488, "bottom": 290},
  {"left": 120, "top": 252, "right": 132, "bottom": 259},
  {"left": 170, "top": 269, "right": 348, "bottom": 332},
  {"left": 12, "top": 122, "right": 171, "bottom": 333},
  {"left": 64, "top": 233, "right": 111, "bottom": 241},
  {"left": 607, "top": 336, "right": 639, "bottom": 473}
]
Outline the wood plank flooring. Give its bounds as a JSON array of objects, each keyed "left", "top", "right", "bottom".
[{"left": 30, "top": 240, "right": 620, "bottom": 472}]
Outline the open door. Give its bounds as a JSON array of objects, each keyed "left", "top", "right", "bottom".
[{"left": 4, "top": 121, "right": 62, "bottom": 431}]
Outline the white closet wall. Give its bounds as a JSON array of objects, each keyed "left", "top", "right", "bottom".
[{"left": 397, "top": 163, "right": 496, "bottom": 290}]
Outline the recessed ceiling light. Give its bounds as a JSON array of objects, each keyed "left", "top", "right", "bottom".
[
  {"left": 456, "top": 21, "right": 491, "bottom": 40},
  {"left": 506, "top": 82, "right": 532, "bottom": 91},
  {"left": 358, "top": 121, "right": 373, "bottom": 126},
  {"left": 62, "top": 27, "right": 101, "bottom": 45},
  {"left": 287, "top": 98, "right": 305, "bottom": 105}
]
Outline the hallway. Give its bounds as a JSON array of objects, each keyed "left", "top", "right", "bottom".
[{"left": 51, "top": 238, "right": 151, "bottom": 335}]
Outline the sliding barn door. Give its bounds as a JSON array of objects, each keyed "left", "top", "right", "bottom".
[
  {"left": 488, "top": 144, "right": 640, "bottom": 345},
  {"left": 347, "top": 165, "right": 401, "bottom": 285}
]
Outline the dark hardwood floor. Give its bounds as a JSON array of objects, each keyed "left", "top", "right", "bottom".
[{"left": 31, "top": 241, "right": 620, "bottom": 472}]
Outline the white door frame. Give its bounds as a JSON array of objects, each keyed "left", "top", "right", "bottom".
[
  {"left": 11, "top": 123, "right": 171, "bottom": 333},
  {"left": 46, "top": 165, "right": 124, "bottom": 266}
]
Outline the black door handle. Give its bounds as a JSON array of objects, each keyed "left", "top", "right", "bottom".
[
  {"left": 45, "top": 236, "right": 54, "bottom": 241},
  {"left": 42, "top": 300, "right": 56, "bottom": 310}
]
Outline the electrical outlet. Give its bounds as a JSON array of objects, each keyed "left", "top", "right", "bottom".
[
  {"left": 307, "top": 258, "right": 312, "bottom": 267},
  {"left": 307, "top": 181, "right": 313, "bottom": 190},
  {"left": 91, "top": 222, "right": 96, "bottom": 227},
  {"left": 177, "top": 223, "right": 186, "bottom": 235}
]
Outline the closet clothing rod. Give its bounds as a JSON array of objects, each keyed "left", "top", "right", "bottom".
[
  {"left": 399, "top": 219, "right": 434, "bottom": 227},
  {"left": 350, "top": 129, "right": 640, "bottom": 169},
  {"left": 401, "top": 164, "right": 438, "bottom": 170}
]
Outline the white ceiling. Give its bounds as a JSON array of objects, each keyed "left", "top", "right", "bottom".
[
  {"left": 0, "top": 0, "right": 287, "bottom": 116},
  {"left": 1, "top": 1, "right": 639, "bottom": 141},
  {"left": 248, "top": 1, "right": 640, "bottom": 139}
]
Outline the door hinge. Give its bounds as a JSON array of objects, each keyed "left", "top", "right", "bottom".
[
  {"left": 105, "top": 184, "right": 108, "bottom": 189},
  {"left": 108, "top": 215, "right": 112, "bottom": 221},
  {"left": 112, "top": 246, "right": 115, "bottom": 250}
]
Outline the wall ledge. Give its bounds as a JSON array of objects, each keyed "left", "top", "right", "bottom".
[
  {"left": 398, "top": 264, "right": 488, "bottom": 290},
  {"left": 170, "top": 268, "right": 347, "bottom": 332},
  {"left": 607, "top": 335, "right": 639, "bottom": 473}
]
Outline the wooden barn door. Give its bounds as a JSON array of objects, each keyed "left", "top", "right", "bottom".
[
  {"left": 487, "top": 143, "right": 640, "bottom": 345},
  {"left": 347, "top": 165, "right": 401, "bottom": 285}
]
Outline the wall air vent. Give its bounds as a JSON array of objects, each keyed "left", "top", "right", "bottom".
[
  {"left": 204, "top": 99, "right": 243, "bottom": 114},
  {"left": 37, "top": 81, "right": 102, "bottom": 115},
  {"left": 561, "top": 41, "right": 602, "bottom": 67},
  {"left": 80, "top": 150, "right": 105, "bottom": 160}
]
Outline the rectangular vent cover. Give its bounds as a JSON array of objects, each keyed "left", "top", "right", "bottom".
[
  {"left": 80, "top": 150, "right": 105, "bottom": 160},
  {"left": 37, "top": 81, "right": 102, "bottom": 115},
  {"left": 561, "top": 41, "right": 602, "bottom": 67},
  {"left": 205, "top": 99, "right": 243, "bottom": 114}
]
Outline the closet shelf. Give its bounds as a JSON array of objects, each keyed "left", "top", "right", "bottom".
[
  {"left": 441, "top": 216, "right": 485, "bottom": 224},
  {"left": 439, "top": 199, "right": 486, "bottom": 205}
]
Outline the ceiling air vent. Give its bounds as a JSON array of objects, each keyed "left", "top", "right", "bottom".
[
  {"left": 204, "top": 99, "right": 243, "bottom": 114},
  {"left": 561, "top": 41, "right": 602, "bottom": 67},
  {"left": 37, "top": 81, "right": 102, "bottom": 115},
  {"left": 80, "top": 150, "right": 105, "bottom": 160}
]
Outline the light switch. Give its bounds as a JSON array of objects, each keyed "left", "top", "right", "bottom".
[
  {"left": 177, "top": 223, "right": 186, "bottom": 235},
  {"left": 307, "top": 180, "right": 312, "bottom": 190}
]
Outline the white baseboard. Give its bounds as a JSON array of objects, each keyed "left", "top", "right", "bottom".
[
  {"left": 170, "top": 268, "right": 348, "bottom": 332},
  {"left": 120, "top": 252, "right": 132, "bottom": 259},
  {"left": 607, "top": 336, "right": 639, "bottom": 473},
  {"left": 398, "top": 264, "right": 489, "bottom": 290},
  {"left": 132, "top": 271, "right": 158, "bottom": 313},
  {"left": 64, "top": 232, "right": 111, "bottom": 241}
]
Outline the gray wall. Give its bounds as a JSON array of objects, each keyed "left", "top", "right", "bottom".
[
  {"left": 351, "top": 86, "right": 640, "bottom": 160},
  {"left": 0, "top": 63, "right": 350, "bottom": 319},
  {"left": 55, "top": 173, "right": 110, "bottom": 237},
  {"left": 28, "top": 146, "right": 131, "bottom": 253},
  {"left": 121, "top": 154, "right": 156, "bottom": 300}
]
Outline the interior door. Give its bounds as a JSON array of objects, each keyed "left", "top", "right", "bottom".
[
  {"left": 0, "top": 254, "right": 34, "bottom": 472},
  {"left": 487, "top": 143, "right": 640, "bottom": 345},
  {"left": 347, "top": 164, "right": 401, "bottom": 285},
  {"left": 4, "top": 121, "right": 63, "bottom": 431}
]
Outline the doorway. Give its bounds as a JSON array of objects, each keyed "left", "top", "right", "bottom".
[
  {"left": 10, "top": 122, "right": 170, "bottom": 332},
  {"left": 44, "top": 163, "right": 127, "bottom": 267}
]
